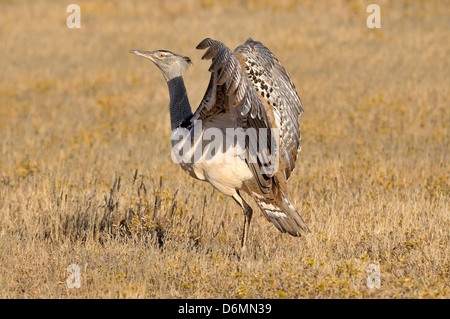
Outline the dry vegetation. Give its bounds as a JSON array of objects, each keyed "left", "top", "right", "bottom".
[{"left": 0, "top": 0, "right": 448, "bottom": 298}]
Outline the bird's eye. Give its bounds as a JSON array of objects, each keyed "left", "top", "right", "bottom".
[{"left": 158, "top": 53, "right": 165, "bottom": 58}]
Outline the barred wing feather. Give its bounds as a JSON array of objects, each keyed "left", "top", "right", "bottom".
[{"left": 234, "top": 38, "right": 303, "bottom": 180}]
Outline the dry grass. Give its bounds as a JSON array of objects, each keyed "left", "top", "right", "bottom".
[{"left": 0, "top": 0, "right": 448, "bottom": 298}]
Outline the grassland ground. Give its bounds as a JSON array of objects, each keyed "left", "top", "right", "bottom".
[{"left": 0, "top": 0, "right": 448, "bottom": 298}]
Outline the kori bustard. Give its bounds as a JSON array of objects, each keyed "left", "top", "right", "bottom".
[{"left": 131, "top": 38, "right": 311, "bottom": 248}]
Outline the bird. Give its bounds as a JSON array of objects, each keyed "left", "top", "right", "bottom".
[{"left": 131, "top": 38, "right": 311, "bottom": 248}]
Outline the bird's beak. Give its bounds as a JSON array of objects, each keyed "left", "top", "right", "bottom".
[{"left": 130, "top": 50, "right": 156, "bottom": 62}]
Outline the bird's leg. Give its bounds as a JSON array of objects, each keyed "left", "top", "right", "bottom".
[
  {"left": 241, "top": 204, "right": 253, "bottom": 250},
  {"left": 232, "top": 192, "right": 253, "bottom": 250}
]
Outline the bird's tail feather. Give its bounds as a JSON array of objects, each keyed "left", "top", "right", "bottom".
[{"left": 252, "top": 191, "right": 311, "bottom": 236}]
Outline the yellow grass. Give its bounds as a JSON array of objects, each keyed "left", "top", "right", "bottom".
[{"left": 0, "top": 0, "right": 448, "bottom": 298}]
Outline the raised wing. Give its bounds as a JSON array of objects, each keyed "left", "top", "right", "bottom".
[
  {"left": 189, "top": 38, "right": 269, "bottom": 126},
  {"left": 189, "top": 38, "right": 277, "bottom": 195},
  {"left": 234, "top": 38, "right": 303, "bottom": 180}
]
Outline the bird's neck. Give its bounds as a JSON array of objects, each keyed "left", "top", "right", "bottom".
[{"left": 166, "top": 76, "right": 193, "bottom": 131}]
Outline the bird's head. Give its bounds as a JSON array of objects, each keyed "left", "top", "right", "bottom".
[{"left": 130, "top": 49, "right": 192, "bottom": 82}]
